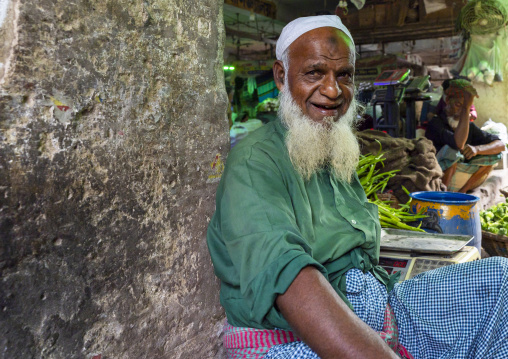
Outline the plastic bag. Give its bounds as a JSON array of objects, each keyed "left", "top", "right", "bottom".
[
  {"left": 481, "top": 118, "right": 508, "bottom": 146},
  {"left": 460, "top": 34, "right": 503, "bottom": 85}
]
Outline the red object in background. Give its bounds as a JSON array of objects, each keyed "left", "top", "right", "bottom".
[
  {"left": 379, "top": 258, "right": 408, "bottom": 268},
  {"left": 393, "top": 261, "right": 408, "bottom": 268}
]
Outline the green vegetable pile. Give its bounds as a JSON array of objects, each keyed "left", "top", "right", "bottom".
[
  {"left": 256, "top": 98, "right": 279, "bottom": 112},
  {"left": 480, "top": 199, "right": 508, "bottom": 236},
  {"left": 357, "top": 152, "right": 427, "bottom": 232}
]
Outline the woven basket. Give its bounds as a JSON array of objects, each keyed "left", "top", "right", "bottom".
[{"left": 482, "top": 230, "right": 508, "bottom": 257}]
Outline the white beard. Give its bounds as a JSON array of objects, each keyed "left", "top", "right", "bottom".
[
  {"left": 277, "top": 89, "right": 361, "bottom": 183},
  {"left": 447, "top": 116, "right": 459, "bottom": 130}
]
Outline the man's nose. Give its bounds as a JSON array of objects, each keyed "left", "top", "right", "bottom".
[{"left": 320, "top": 75, "right": 341, "bottom": 99}]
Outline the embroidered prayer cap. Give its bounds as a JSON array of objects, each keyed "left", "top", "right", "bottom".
[
  {"left": 276, "top": 15, "right": 355, "bottom": 61},
  {"left": 445, "top": 79, "right": 478, "bottom": 98}
]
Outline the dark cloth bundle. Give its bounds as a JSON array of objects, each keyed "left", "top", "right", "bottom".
[{"left": 357, "top": 130, "right": 444, "bottom": 203}]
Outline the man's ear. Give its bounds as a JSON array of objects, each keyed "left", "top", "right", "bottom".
[{"left": 273, "top": 60, "right": 285, "bottom": 91}]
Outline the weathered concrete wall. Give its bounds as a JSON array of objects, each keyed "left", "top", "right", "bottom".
[
  {"left": 472, "top": 34, "right": 508, "bottom": 129},
  {"left": 475, "top": 79, "right": 508, "bottom": 129},
  {"left": 0, "top": 0, "right": 228, "bottom": 358}
]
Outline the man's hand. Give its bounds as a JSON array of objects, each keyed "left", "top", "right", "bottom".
[
  {"left": 276, "top": 266, "right": 399, "bottom": 359},
  {"left": 461, "top": 140, "right": 505, "bottom": 160},
  {"left": 461, "top": 144, "right": 478, "bottom": 160}
]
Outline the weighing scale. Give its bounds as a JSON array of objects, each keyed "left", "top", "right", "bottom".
[
  {"left": 372, "top": 69, "right": 432, "bottom": 139},
  {"left": 402, "top": 75, "right": 431, "bottom": 139},
  {"left": 379, "top": 229, "right": 480, "bottom": 281},
  {"left": 373, "top": 69, "right": 411, "bottom": 86},
  {"left": 372, "top": 68, "right": 411, "bottom": 137}
]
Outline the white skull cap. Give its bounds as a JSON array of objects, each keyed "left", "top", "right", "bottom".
[{"left": 276, "top": 15, "right": 355, "bottom": 61}]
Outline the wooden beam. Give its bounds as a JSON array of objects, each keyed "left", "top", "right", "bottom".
[
  {"left": 224, "top": 0, "right": 277, "bottom": 19},
  {"left": 225, "top": 26, "right": 278, "bottom": 45},
  {"left": 351, "top": 21, "right": 460, "bottom": 45}
]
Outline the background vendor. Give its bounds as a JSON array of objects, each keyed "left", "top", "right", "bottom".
[{"left": 425, "top": 79, "right": 505, "bottom": 193}]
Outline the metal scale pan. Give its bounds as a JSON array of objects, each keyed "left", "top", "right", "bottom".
[{"left": 380, "top": 228, "right": 473, "bottom": 255}]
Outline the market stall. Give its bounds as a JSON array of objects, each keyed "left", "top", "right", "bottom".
[{"left": 222, "top": 0, "right": 508, "bottom": 268}]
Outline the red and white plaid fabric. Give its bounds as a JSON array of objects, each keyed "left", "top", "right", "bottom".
[{"left": 223, "top": 304, "right": 413, "bottom": 359}]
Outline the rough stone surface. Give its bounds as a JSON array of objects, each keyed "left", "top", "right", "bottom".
[{"left": 0, "top": 0, "right": 228, "bottom": 358}]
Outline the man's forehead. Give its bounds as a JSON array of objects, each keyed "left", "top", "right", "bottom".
[
  {"left": 445, "top": 93, "right": 464, "bottom": 105},
  {"left": 289, "top": 28, "right": 355, "bottom": 62},
  {"left": 299, "top": 27, "right": 351, "bottom": 44},
  {"left": 447, "top": 96, "right": 463, "bottom": 102}
]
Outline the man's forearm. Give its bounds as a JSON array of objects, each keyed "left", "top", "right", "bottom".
[
  {"left": 476, "top": 140, "right": 505, "bottom": 155},
  {"left": 453, "top": 111, "right": 471, "bottom": 150},
  {"left": 462, "top": 140, "right": 506, "bottom": 160},
  {"left": 276, "top": 266, "right": 398, "bottom": 359},
  {"left": 452, "top": 91, "right": 477, "bottom": 150}
]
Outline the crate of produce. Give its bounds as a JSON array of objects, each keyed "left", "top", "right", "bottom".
[
  {"left": 482, "top": 230, "right": 508, "bottom": 257},
  {"left": 482, "top": 231, "right": 508, "bottom": 257},
  {"left": 480, "top": 199, "right": 508, "bottom": 257}
]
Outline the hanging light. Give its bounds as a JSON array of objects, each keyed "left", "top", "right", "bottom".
[{"left": 249, "top": 11, "right": 256, "bottom": 21}]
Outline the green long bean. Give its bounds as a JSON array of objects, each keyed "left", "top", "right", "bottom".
[{"left": 356, "top": 152, "right": 427, "bottom": 232}]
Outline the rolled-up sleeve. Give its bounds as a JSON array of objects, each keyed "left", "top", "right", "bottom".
[{"left": 469, "top": 123, "right": 500, "bottom": 146}]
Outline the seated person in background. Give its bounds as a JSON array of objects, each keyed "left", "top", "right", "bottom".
[
  {"left": 208, "top": 15, "right": 508, "bottom": 359},
  {"left": 425, "top": 79, "right": 504, "bottom": 193},
  {"left": 229, "top": 112, "right": 264, "bottom": 148}
]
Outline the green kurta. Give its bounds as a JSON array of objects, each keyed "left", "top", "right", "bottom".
[{"left": 207, "top": 119, "right": 395, "bottom": 330}]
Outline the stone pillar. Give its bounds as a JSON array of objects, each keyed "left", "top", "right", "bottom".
[{"left": 0, "top": 0, "right": 228, "bottom": 358}]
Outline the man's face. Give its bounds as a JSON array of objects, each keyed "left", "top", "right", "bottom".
[
  {"left": 445, "top": 95, "right": 464, "bottom": 119},
  {"left": 281, "top": 28, "right": 355, "bottom": 127}
]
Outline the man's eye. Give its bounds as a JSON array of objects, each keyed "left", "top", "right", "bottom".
[
  {"left": 306, "top": 70, "right": 317, "bottom": 76},
  {"left": 338, "top": 72, "right": 352, "bottom": 78}
]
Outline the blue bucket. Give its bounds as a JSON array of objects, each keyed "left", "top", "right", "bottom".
[{"left": 410, "top": 191, "right": 481, "bottom": 253}]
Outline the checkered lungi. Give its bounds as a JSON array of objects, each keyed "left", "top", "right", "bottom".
[
  {"left": 264, "top": 257, "right": 508, "bottom": 359},
  {"left": 436, "top": 145, "right": 501, "bottom": 191}
]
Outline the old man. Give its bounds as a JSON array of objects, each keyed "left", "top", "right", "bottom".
[
  {"left": 425, "top": 79, "right": 504, "bottom": 192},
  {"left": 207, "top": 15, "right": 508, "bottom": 359}
]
